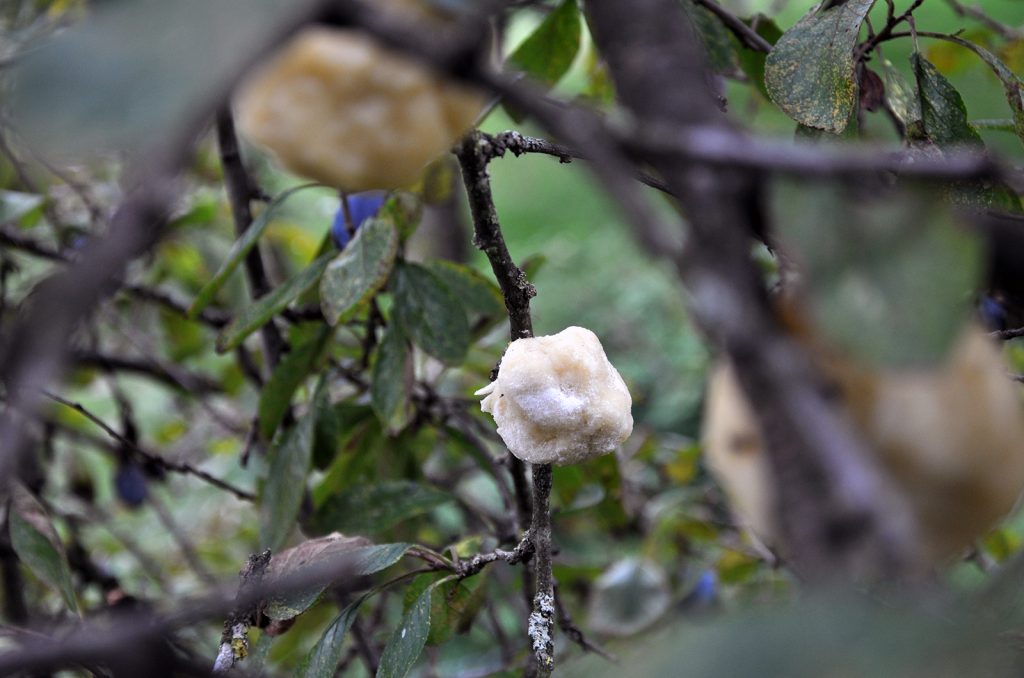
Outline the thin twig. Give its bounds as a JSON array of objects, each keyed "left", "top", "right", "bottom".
[
  {"left": 553, "top": 582, "right": 617, "bottom": 663},
  {"left": 42, "top": 391, "right": 255, "bottom": 501},
  {"left": 215, "top": 109, "right": 287, "bottom": 375},
  {"left": 0, "top": 224, "right": 230, "bottom": 327},
  {"left": 944, "top": 0, "right": 1023, "bottom": 41},
  {"left": 70, "top": 349, "right": 221, "bottom": 394},
  {"left": 694, "top": 0, "right": 773, "bottom": 53}
]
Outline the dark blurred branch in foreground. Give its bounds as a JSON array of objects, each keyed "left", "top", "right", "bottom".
[
  {"left": 0, "top": 542, "right": 367, "bottom": 676},
  {"left": 584, "top": 0, "right": 917, "bottom": 578},
  {"left": 0, "top": 0, "right": 338, "bottom": 499}
]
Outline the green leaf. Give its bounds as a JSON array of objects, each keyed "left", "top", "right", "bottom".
[
  {"left": 9, "top": 0, "right": 287, "bottom": 158},
  {"left": 9, "top": 483, "right": 79, "bottom": 614},
  {"left": 403, "top": 574, "right": 477, "bottom": 646},
  {"left": 392, "top": 262, "right": 469, "bottom": 364},
  {"left": 348, "top": 542, "right": 414, "bottom": 575},
  {"left": 260, "top": 380, "right": 323, "bottom": 551},
  {"left": 508, "top": 0, "right": 581, "bottom": 87},
  {"left": 764, "top": 0, "right": 876, "bottom": 133},
  {"left": 216, "top": 252, "right": 333, "bottom": 353},
  {"left": 423, "top": 260, "right": 504, "bottom": 319},
  {"left": 773, "top": 181, "right": 980, "bottom": 367},
  {"left": 912, "top": 52, "right": 984, "bottom": 147},
  {"left": 972, "top": 119, "right": 1018, "bottom": 133},
  {"left": 311, "top": 481, "right": 452, "bottom": 535},
  {"left": 258, "top": 325, "right": 332, "bottom": 441},
  {"left": 264, "top": 536, "right": 411, "bottom": 621},
  {"left": 189, "top": 183, "right": 317, "bottom": 319},
  {"left": 299, "top": 595, "right": 370, "bottom": 678},
  {"left": 371, "top": 327, "right": 413, "bottom": 434},
  {"left": 319, "top": 218, "right": 399, "bottom": 326},
  {"left": 736, "top": 15, "right": 783, "bottom": 99},
  {"left": 682, "top": 1, "right": 740, "bottom": 75},
  {"left": 377, "top": 580, "right": 442, "bottom": 678},
  {"left": 921, "top": 35, "right": 1024, "bottom": 151},
  {"left": 312, "top": 402, "right": 376, "bottom": 470},
  {"left": 0, "top": 190, "right": 44, "bottom": 224},
  {"left": 379, "top": 192, "right": 424, "bottom": 242},
  {"left": 880, "top": 59, "right": 923, "bottom": 135}
]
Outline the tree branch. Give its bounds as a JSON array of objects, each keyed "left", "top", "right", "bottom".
[
  {"left": 215, "top": 109, "right": 287, "bottom": 375},
  {"left": 42, "top": 391, "right": 255, "bottom": 501},
  {"left": 456, "top": 131, "right": 559, "bottom": 674},
  {"left": 694, "top": 0, "right": 773, "bottom": 53},
  {"left": 69, "top": 350, "right": 221, "bottom": 394},
  {"left": 583, "top": 0, "right": 918, "bottom": 579}
]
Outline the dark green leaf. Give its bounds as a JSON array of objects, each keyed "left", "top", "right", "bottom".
[
  {"left": 264, "top": 535, "right": 409, "bottom": 621},
  {"left": 682, "top": 1, "right": 740, "bottom": 75},
  {"left": 319, "top": 218, "right": 399, "bottom": 326},
  {"left": 912, "top": 52, "right": 983, "bottom": 147},
  {"left": 765, "top": 0, "right": 876, "bottom": 133},
  {"left": 258, "top": 325, "right": 332, "bottom": 441},
  {"left": 190, "top": 184, "right": 318, "bottom": 319},
  {"left": 216, "top": 252, "right": 333, "bottom": 353},
  {"left": 392, "top": 262, "right": 469, "bottom": 364},
  {"left": 508, "top": 0, "right": 582, "bottom": 87},
  {"left": 299, "top": 595, "right": 370, "bottom": 678},
  {"left": 312, "top": 416, "right": 386, "bottom": 505},
  {"left": 260, "top": 380, "right": 323, "bottom": 551},
  {"left": 377, "top": 581, "right": 440, "bottom": 678},
  {"left": 773, "top": 181, "right": 980, "bottom": 366},
  {"left": 371, "top": 327, "right": 413, "bottom": 434},
  {"left": 424, "top": 260, "right": 504, "bottom": 319},
  {"left": 403, "top": 574, "right": 476, "bottom": 646},
  {"left": 379, "top": 192, "right": 424, "bottom": 242},
  {"left": 312, "top": 481, "right": 452, "bottom": 535},
  {"left": 880, "top": 59, "right": 923, "bottom": 135},
  {"left": 9, "top": 483, "right": 79, "bottom": 614},
  {"left": 312, "top": 402, "right": 376, "bottom": 470},
  {"left": 921, "top": 35, "right": 1024, "bottom": 150},
  {"left": 9, "top": 0, "right": 286, "bottom": 158},
  {"left": 736, "top": 16, "right": 782, "bottom": 99},
  {"left": 264, "top": 538, "right": 411, "bottom": 621}
]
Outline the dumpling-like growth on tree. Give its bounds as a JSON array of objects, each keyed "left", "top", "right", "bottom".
[
  {"left": 703, "top": 323, "right": 1024, "bottom": 564},
  {"left": 234, "top": 27, "right": 484, "bottom": 192},
  {"left": 477, "top": 326, "right": 633, "bottom": 465}
]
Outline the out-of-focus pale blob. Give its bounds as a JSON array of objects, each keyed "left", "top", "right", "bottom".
[
  {"left": 477, "top": 326, "right": 633, "bottom": 465},
  {"left": 703, "top": 324, "right": 1024, "bottom": 564},
  {"left": 234, "top": 27, "right": 484, "bottom": 192}
]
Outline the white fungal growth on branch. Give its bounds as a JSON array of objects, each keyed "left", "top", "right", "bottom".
[{"left": 476, "top": 326, "right": 633, "bottom": 465}]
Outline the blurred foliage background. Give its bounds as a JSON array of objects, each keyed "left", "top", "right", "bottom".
[{"left": 2, "top": 0, "right": 1024, "bottom": 676}]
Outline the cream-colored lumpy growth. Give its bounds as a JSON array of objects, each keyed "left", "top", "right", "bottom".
[
  {"left": 476, "top": 327, "right": 633, "bottom": 465},
  {"left": 234, "top": 26, "right": 484, "bottom": 192}
]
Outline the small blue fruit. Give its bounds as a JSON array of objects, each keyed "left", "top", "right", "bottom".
[
  {"left": 979, "top": 294, "right": 1007, "bottom": 332},
  {"left": 331, "top": 191, "right": 387, "bottom": 249},
  {"left": 114, "top": 462, "right": 148, "bottom": 508},
  {"left": 680, "top": 570, "right": 718, "bottom": 611}
]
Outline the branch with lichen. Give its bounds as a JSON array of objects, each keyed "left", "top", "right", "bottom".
[
  {"left": 213, "top": 549, "right": 272, "bottom": 672},
  {"left": 456, "top": 131, "right": 561, "bottom": 674}
]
